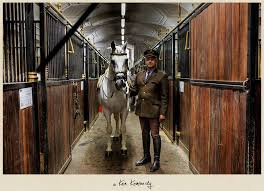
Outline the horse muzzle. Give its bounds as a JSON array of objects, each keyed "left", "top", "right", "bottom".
[{"left": 115, "top": 79, "right": 126, "bottom": 90}]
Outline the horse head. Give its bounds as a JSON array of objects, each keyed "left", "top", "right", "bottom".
[{"left": 110, "top": 41, "right": 128, "bottom": 91}]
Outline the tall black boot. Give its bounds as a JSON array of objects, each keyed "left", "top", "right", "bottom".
[
  {"left": 135, "top": 132, "right": 151, "bottom": 166},
  {"left": 150, "top": 136, "right": 161, "bottom": 172}
]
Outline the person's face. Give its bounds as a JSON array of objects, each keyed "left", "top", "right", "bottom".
[{"left": 145, "top": 56, "right": 158, "bottom": 69}]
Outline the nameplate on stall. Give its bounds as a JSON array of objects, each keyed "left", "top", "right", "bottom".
[
  {"left": 179, "top": 81, "right": 184, "bottom": 93},
  {"left": 19, "top": 87, "right": 33, "bottom": 109}
]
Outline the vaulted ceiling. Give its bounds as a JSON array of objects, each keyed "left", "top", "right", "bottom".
[{"left": 53, "top": 3, "right": 199, "bottom": 63}]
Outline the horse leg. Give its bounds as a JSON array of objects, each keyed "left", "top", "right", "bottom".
[
  {"left": 120, "top": 109, "right": 128, "bottom": 155},
  {"left": 113, "top": 113, "right": 120, "bottom": 142},
  {"left": 103, "top": 108, "right": 113, "bottom": 157}
]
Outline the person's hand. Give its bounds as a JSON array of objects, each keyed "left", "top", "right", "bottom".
[{"left": 159, "top": 115, "right": 166, "bottom": 122}]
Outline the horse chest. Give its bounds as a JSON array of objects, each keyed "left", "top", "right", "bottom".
[{"left": 101, "top": 91, "right": 127, "bottom": 112}]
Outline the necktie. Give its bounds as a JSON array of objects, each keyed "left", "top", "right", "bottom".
[{"left": 145, "top": 71, "right": 150, "bottom": 81}]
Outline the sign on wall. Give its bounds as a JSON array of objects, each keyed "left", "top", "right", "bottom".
[
  {"left": 179, "top": 81, "right": 184, "bottom": 93},
  {"left": 19, "top": 87, "right": 33, "bottom": 109}
]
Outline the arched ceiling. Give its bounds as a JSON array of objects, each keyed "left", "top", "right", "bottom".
[{"left": 54, "top": 3, "right": 199, "bottom": 62}]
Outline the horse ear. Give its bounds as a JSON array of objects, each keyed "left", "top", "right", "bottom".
[
  {"left": 111, "top": 41, "right": 116, "bottom": 53},
  {"left": 122, "top": 41, "right": 127, "bottom": 52}
]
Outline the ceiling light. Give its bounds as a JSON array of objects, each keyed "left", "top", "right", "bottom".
[
  {"left": 121, "top": 18, "right": 125, "bottom": 28},
  {"left": 121, "top": 28, "right": 125, "bottom": 35},
  {"left": 121, "top": 3, "right": 126, "bottom": 16},
  {"left": 121, "top": 35, "right": 124, "bottom": 41},
  {"left": 122, "top": 40, "right": 124, "bottom": 45}
]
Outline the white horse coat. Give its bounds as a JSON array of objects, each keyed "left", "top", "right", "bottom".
[{"left": 97, "top": 41, "right": 129, "bottom": 156}]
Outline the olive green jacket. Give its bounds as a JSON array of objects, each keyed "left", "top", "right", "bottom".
[{"left": 131, "top": 68, "right": 168, "bottom": 118}]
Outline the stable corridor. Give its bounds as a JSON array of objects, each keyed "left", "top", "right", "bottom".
[{"left": 64, "top": 112, "right": 192, "bottom": 174}]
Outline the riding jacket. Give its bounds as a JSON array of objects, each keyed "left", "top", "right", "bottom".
[{"left": 130, "top": 68, "right": 168, "bottom": 118}]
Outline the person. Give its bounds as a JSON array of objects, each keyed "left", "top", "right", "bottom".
[{"left": 130, "top": 49, "right": 168, "bottom": 172}]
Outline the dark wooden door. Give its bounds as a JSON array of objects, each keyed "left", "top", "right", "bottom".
[{"left": 189, "top": 3, "right": 259, "bottom": 174}]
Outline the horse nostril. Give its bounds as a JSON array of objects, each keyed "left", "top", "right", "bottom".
[{"left": 122, "top": 82, "right": 126, "bottom": 87}]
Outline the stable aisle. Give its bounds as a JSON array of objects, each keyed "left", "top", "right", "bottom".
[{"left": 64, "top": 112, "right": 193, "bottom": 174}]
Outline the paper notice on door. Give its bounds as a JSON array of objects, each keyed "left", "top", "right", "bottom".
[
  {"left": 179, "top": 81, "right": 184, "bottom": 93},
  {"left": 81, "top": 81, "right": 84, "bottom": 90},
  {"left": 19, "top": 87, "right": 33, "bottom": 109}
]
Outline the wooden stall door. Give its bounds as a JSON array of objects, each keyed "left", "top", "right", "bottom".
[
  {"left": 162, "top": 37, "right": 174, "bottom": 142},
  {"left": 178, "top": 23, "right": 191, "bottom": 153},
  {"left": 189, "top": 3, "right": 253, "bottom": 174},
  {"left": 3, "top": 85, "right": 39, "bottom": 174}
]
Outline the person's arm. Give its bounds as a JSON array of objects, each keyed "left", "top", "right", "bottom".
[{"left": 160, "top": 74, "right": 168, "bottom": 121}]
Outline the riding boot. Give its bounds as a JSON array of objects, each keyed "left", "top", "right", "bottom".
[
  {"left": 150, "top": 136, "right": 161, "bottom": 172},
  {"left": 135, "top": 132, "right": 151, "bottom": 166}
]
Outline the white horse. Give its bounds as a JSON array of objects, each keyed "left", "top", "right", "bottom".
[{"left": 97, "top": 41, "right": 129, "bottom": 157}]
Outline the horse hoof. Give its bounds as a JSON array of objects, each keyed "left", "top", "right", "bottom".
[
  {"left": 105, "top": 151, "right": 112, "bottom": 157},
  {"left": 121, "top": 150, "right": 127, "bottom": 156}
]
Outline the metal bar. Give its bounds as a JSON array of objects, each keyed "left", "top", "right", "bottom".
[
  {"left": 37, "top": 3, "right": 98, "bottom": 73},
  {"left": 18, "top": 3, "right": 23, "bottom": 82},
  {"left": 3, "top": 3, "right": 8, "bottom": 83},
  {"left": 22, "top": 3, "right": 26, "bottom": 81},
  {"left": 54, "top": 18, "right": 58, "bottom": 78},
  {"left": 46, "top": 13, "right": 51, "bottom": 78},
  {"left": 46, "top": 14, "right": 50, "bottom": 78},
  {"left": 50, "top": 15, "right": 54, "bottom": 78},
  {"left": 191, "top": 79, "right": 246, "bottom": 85},
  {"left": 190, "top": 81, "right": 247, "bottom": 91},
  {"left": 14, "top": 3, "right": 19, "bottom": 82},
  {"left": 52, "top": 15, "right": 55, "bottom": 78},
  {"left": 23, "top": 3, "right": 28, "bottom": 81},
  {"left": 25, "top": 3, "right": 35, "bottom": 73},
  {"left": 172, "top": 32, "right": 176, "bottom": 142},
  {"left": 10, "top": 3, "right": 15, "bottom": 82},
  {"left": 59, "top": 23, "right": 62, "bottom": 78},
  {"left": 246, "top": 3, "right": 259, "bottom": 174},
  {"left": 59, "top": 24, "right": 63, "bottom": 78},
  {"left": 57, "top": 25, "right": 61, "bottom": 78},
  {"left": 11, "top": 3, "right": 17, "bottom": 82},
  {"left": 39, "top": 3, "right": 48, "bottom": 174},
  {"left": 65, "top": 26, "right": 69, "bottom": 80},
  {"left": 189, "top": 20, "right": 192, "bottom": 80},
  {"left": 7, "top": 3, "right": 11, "bottom": 82}
]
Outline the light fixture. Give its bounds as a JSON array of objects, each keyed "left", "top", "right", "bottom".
[
  {"left": 121, "top": 3, "right": 126, "bottom": 17},
  {"left": 121, "top": 18, "right": 125, "bottom": 28},
  {"left": 121, "top": 35, "right": 124, "bottom": 41},
  {"left": 122, "top": 40, "right": 124, "bottom": 45},
  {"left": 121, "top": 28, "right": 125, "bottom": 35}
]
